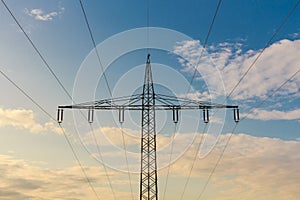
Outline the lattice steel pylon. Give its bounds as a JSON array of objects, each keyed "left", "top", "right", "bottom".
[
  {"left": 140, "top": 54, "right": 158, "bottom": 200},
  {"left": 57, "top": 54, "right": 239, "bottom": 200}
]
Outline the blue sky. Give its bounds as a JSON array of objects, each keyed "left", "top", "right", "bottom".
[{"left": 0, "top": 0, "right": 300, "bottom": 199}]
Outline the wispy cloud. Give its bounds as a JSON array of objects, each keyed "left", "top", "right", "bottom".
[{"left": 24, "top": 6, "right": 65, "bottom": 21}]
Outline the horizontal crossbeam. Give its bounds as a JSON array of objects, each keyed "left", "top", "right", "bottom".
[{"left": 58, "top": 93, "right": 238, "bottom": 111}]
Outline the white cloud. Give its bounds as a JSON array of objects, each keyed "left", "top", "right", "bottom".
[
  {"left": 174, "top": 39, "right": 300, "bottom": 101},
  {"left": 173, "top": 39, "right": 300, "bottom": 123},
  {"left": 180, "top": 90, "right": 217, "bottom": 102},
  {"left": 0, "top": 108, "right": 62, "bottom": 134},
  {"left": 245, "top": 108, "right": 300, "bottom": 121},
  {"left": 25, "top": 6, "right": 64, "bottom": 21}
]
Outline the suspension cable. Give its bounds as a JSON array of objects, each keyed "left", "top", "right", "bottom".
[
  {"left": 185, "top": 0, "right": 223, "bottom": 95},
  {"left": 0, "top": 69, "right": 101, "bottom": 200},
  {"left": 89, "top": 124, "right": 117, "bottom": 200},
  {"left": 197, "top": 67, "right": 300, "bottom": 199},
  {"left": 1, "top": 0, "right": 116, "bottom": 197},
  {"left": 59, "top": 124, "right": 101, "bottom": 200},
  {"left": 179, "top": 123, "right": 208, "bottom": 200},
  {"left": 162, "top": 123, "right": 178, "bottom": 200},
  {"left": 1, "top": 0, "right": 73, "bottom": 101},
  {"left": 120, "top": 123, "right": 134, "bottom": 200},
  {"left": 78, "top": 0, "right": 113, "bottom": 97},
  {"left": 226, "top": 0, "right": 300, "bottom": 99},
  {"left": 194, "top": 1, "right": 300, "bottom": 197}
]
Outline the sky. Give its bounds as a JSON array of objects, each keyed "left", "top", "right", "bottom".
[{"left": 0, "top": 0, "right": 300, "bottom": 199}]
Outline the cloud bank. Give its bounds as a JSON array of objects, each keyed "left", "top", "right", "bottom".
[
  {"left": 173, "top": 39, "right": 300, "bottom": 121},
  {"left": 161, "top": 133, "right": 300, "bottom": 199},
  {"left": 0, "top": 133, "right": 299, "bottom": 199}
]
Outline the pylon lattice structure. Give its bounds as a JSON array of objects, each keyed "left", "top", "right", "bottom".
[{"left": 57, "top": 54, "right": 239, "bottom": 200}]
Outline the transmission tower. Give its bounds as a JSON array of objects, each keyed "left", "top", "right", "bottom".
[{"left": 57, "top": 54, "right": 239, "bottom": 200}]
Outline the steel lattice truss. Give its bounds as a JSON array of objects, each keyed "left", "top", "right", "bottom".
[
  {"left": 58, "top": 93, "right": 238, "bottom": 111},
  {"left": 57, "top": 54, "right": 239, "bottom": 200}
]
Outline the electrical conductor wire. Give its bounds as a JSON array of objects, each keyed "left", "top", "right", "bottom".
[
  {"left": 226, "top": 0, "right": 300, "bottom": 99},
  {"left": 120, "top": 123, "right": 134, "bottom": 200},
  {"left": 179, "top": 123, "right": 208, "bottom": 200},
  {"left": 186, "top": 0, "right": 223, "bottom": 95},
  {"left": 1, "top": 0, "right": 73, "bottom": 101},
  {"left": 89, "top": 124, "right": 117, "bottom": 200},
  {"left": 162, "top": 123, "right": 178, "bottom": 200},
  {"left": 197, "top": 67, "right": 300, "bottom": 199},
  {"left": 0, "top": 69, "right": 101, "bottom": 200},
  {"left": 78, "top": 0, "right": 112, "bottom": 97},
  {"left": 1, "top": 0, "right": 116, "bottom": 198},
  {"left": 196, "top": 1, "right": 300, "bottom": 198}
]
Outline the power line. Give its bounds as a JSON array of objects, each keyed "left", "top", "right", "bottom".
[
  {"left": 197, "top": 67, "right": 300, "bottom": 199},
  {"left": 120, "top": 124, "right": 134, "bottom": 200},
  {"left": 196, "top": 123, "right": 237, "bottom": 200},
  {"left": 59, "top": 124, "right": 101, "bottom": 200},
  {"left": 0, "top": 69, "right": 55, "bottom": 121},
  {"left": 156, "top": 0, "right": 223, "bottom": 196},
  {"left": 241, "top": 68, "right": 300, "bottom": 122},
  {"left": 176, "top": 0, "right": 224, "bottom": 197},
  {"left": 226, "top": 0, "right": 300, "bottom": 99},
  {"left": 78, "top": 2, "right": 132, "bottom": 199},
  {"left": 78, "top": 0, "right": 112, "bottom": 97},
  {"left": 186, "top": 0, "right": 223, "bottom": 95},
  {"left": 179, "top": 123, "right": 208, "bottom": 200},
  {"left": 162, "top": 123, "right": 178, "bottom": 200},
  {"left": 89, "top": 124, "right": 117, "bottom": 200},
  {"left": 0, "top": 69, "right": 101, "bottom": 200},
  {"left": 1, "top": 0, "right": 73, "bottom": 101},
  {"left": 1, "top": 0, "right": 115, "bottom": 197},
  {"left": 2, "top": 1, "right": 118, "bottom": 198},
  {"left": 195, "top": 1, "right": 300, "bottom": 197}
]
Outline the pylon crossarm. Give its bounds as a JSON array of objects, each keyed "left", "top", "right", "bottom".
[
  {"left": 58, "top": 94, "right": 142, "bottom": 110},
  {"left": 59, "top": 101, "right": 237, "bottom": 110},
  {"left": 58, "top": 93, "right": 237, "bottom": 111},
  {"left": 155, "top": 93, "right": 238, "bottom": 109},
  {"left": 156, "top": 93, "right": 209, "bottom": 105}
]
